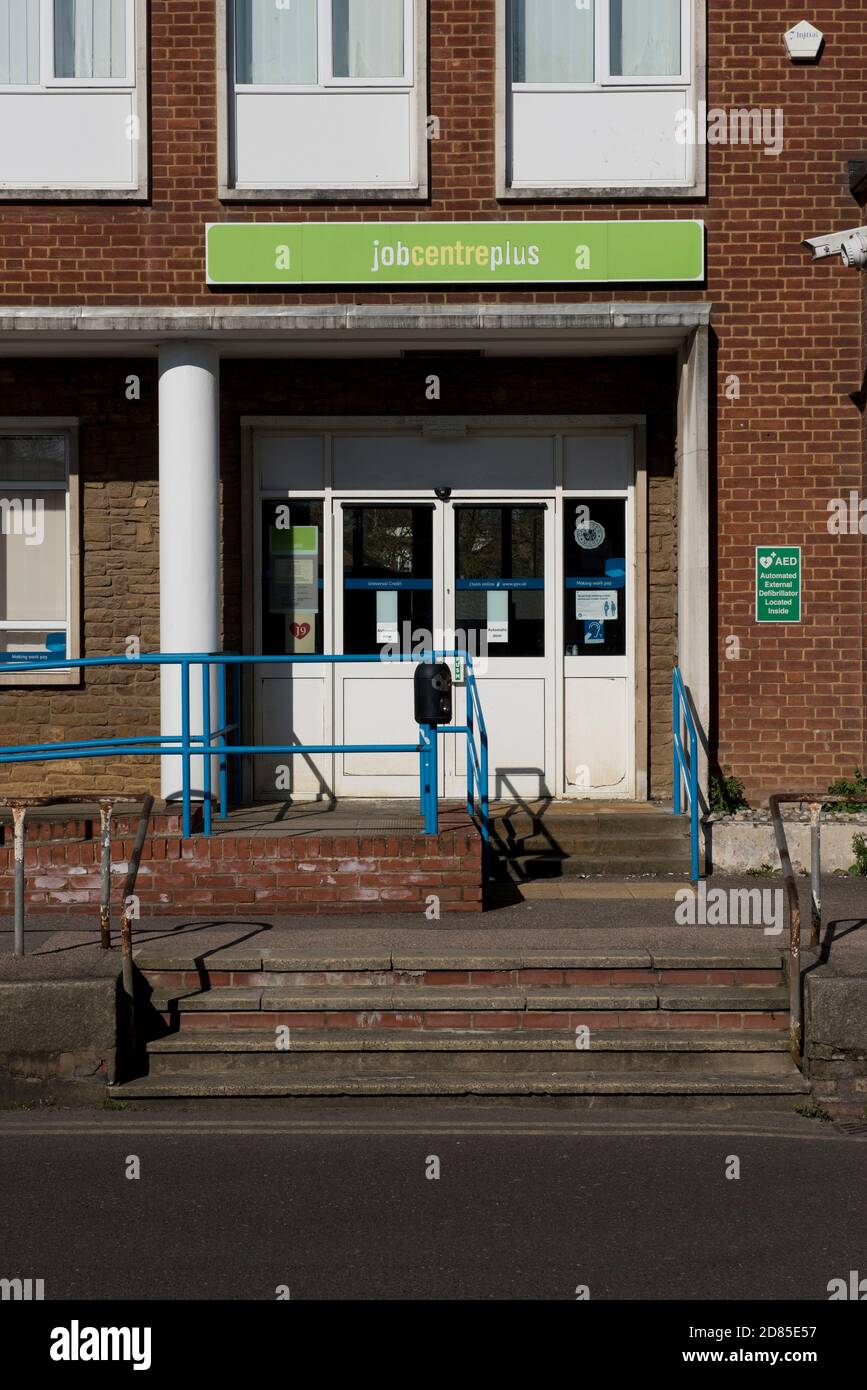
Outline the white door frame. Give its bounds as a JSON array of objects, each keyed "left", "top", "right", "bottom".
[{"left": 241, "top": 415, "right": 648, "bottom": 803}]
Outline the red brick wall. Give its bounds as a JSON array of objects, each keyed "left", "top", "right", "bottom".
[{"left": 0, "top": 2, "right": 864, "bottom": 801}]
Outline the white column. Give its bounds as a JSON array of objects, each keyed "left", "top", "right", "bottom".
[
  {"left": 158, "top": 342, "right": 220, "bottom": 802},
  {"left": 676, "top": 325, "right": 710, "bottom": 808}
]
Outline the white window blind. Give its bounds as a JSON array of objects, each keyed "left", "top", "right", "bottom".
[
  {"left": 512, "top": 0, "right": 595, "bottom": 84},
  {"left": 332, "top": 0, "right": 404, "bottom": 79},
  {"left": 0, "top": 0, "right": 40, "bottom": 85},
  {"left": 609, "top": 0, "right": 681, "bottom": 76},
  {"left": 235, "top": 0, "right": 318, "bottom": 85},
  {"left": 53, "top": 0, "right": 127, "bottom": 80}
]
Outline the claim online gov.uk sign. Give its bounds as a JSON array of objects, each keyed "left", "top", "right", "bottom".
[{"left": 206, "top": 220, "right": 705, "bottom": 287}]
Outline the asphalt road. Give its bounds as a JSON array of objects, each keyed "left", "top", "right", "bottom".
[{"left": 0, "top": 1104, "right": 864, "bottom": 1301}]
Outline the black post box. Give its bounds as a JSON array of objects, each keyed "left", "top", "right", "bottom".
[{"left": 414, "top": 662, "right": 453, "bottom": 725}]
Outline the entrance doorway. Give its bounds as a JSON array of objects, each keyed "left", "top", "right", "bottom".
[{"left": 246, "top": 421, "right": 645, "bottom": 802}]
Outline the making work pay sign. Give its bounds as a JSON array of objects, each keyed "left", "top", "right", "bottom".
[
  {"left": 756, "top": 547, "right": 802, "bottom": 623},
  {"left": 205, "top": 220, "right": 705, "bottom": 286}
]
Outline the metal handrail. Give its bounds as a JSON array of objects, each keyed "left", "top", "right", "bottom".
[
  {"left": 769, "top": 791, "right": 867, "bottom": 1064},
  {"left": 0, "top": 649, "right": 490, "bottom": 852},
  {"left": 672, "top": 665, "right": 701, "bottom": 882}
]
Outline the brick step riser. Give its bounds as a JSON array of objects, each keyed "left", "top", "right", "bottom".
[
  {"left": 144, "top": 968, "right": 784, "bottom": 990},
  {"left": 168, "top": 1009, "right": 790, "bottom": 1033},
  {"left": 145, "top": 1050, "right": 795, "bottom": 1078}
]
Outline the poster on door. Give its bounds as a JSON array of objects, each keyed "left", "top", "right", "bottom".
[{"left": 270, "top": 524, "right": 319, "bottom": 652}]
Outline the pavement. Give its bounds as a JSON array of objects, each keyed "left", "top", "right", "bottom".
[
  {"left": 0, "top": 1103, "right": 863, "bottom": 1301},
  {"left": 2, "top": 875, "right": 864, "bottom": 979}
]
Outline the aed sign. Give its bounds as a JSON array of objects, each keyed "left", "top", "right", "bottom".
[
  {"left": 756, "top": 546, "right": 802, "bottom": 623},
  {"left": 205, "top": 220, "right": 705, "bottom": 287}
]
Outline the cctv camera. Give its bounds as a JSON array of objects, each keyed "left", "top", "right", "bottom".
[
  {"left": 434, "top": 487, "right": 452, "bottom": 501},
  {"left": 803, "top": 225, "right": 867, "bottom": 268},
  {"left": 841, "top": 230, "right": 867, "bottom": 269}
]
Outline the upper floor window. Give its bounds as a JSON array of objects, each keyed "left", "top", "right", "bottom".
[
  {"left": 224, "top": 0, "right": 424, "bottom": 196},
  {"left": 504, "top": 0, "right": 701, "bottom": 196},
  {"left": 0, "top": 0, "right": 143, "bottom": 196},
  {"left": 0, "top": 0, "right": 132, "bottom": 87}
]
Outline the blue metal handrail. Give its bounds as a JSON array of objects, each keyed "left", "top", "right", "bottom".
[
  {"left": 672, "top": 665, "right": 701, "bottom": 881},
  {"left": 0, "top": 650, "right": 490, "bottom": 858}
]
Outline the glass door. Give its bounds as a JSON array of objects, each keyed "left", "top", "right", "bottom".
[
  {"left": 334, "top": 501, "right": 444, "bottom": 796},
  {"left": 254, "top": 496, "right": 331, "bottom": 800},
  {"left": 445, "top": 500, "right": 555, "bottom": 801},
  {"left": 562, "top": 493, "right": 634, "bottom": 797}
]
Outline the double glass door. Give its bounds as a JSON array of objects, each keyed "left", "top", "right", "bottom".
[
  {"left": 252, "top": 428, "right": 635, "bottom": 803},
  {"left": 333, "top": 498, "right": 554, "bottom": 798}
]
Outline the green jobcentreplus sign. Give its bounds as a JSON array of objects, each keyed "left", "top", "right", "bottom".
[
  {"left": 756, "top": 546, "right": 802, "bottom": 623},
  {"left": 205, "top": 220, "right": 705, "bottom": 287}
]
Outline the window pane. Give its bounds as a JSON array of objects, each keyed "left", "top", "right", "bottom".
[
  {"left": 0, "top": 628, "right": 67, "bottom": 661},
  {"left": 0, "top": 435, "right": 66, "bottom": 483},
  {"left": 0, "top": 0, "right": 39, "bottom": 84},
  {"left": 610, "top": 0, "right": 681, "bottom": 77},
  {"left": 54, "top": 0, "right": 127, "bottom": 80},
  {"left": 261, "top": 499, "right": 324, "bottom": 656},
  {"left": 235, "top": 0, "right": 317, "bottom": 85},
  {"left": 0, "top": 491, "right": 67, "bottom": 623},
  {"left": 455, "top": 506, "right": 545, "bottom": 659},
  {"left": 563, "top": 499, "right": 627, "bottom": 657},
  {"left": 512, "top": 0, "right": 594, "bottom": 84},
  {"left": 332, "top": 0, "right": 404, "bottom": 79},
  {"left": 343, "top": 505, "right": 433, "bottom": 656}
]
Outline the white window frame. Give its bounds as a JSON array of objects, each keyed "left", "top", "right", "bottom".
[
  {"left": 218, "top": 0, "right": 428, "bottom": 200},
  {"left": 232, "top": 0, "right": 414, "bottom": 92},
  {"left": 44, "top": 0, "right": 136, "bottom": 89},
  {"left": 0, "top": 420, "right": 80, "bottom": 690},
  {"left": 0, "top": 0, "right": 146, "bottom": 199},
  {"left": 511, "top": 0, "right": 691, "bottom": 91},
  {"left": 499, "top": 0, "right": 705, "bottom": 198}
]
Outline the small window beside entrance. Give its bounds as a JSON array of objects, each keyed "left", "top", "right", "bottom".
[
  {"left": 342, "top": 504, "right": 433, "bottom": 656},
  {"left": 260, "top": 500, "right": 324, "bottom": 656},
  {"left": 563, "top": 498, "right": 627, "bottom": 658},
  {"left": 0, "top": 428, "right": 79, "bottom": 687},
  {"left": 455, "top": 504, "right": 545, "bottom": 659}
]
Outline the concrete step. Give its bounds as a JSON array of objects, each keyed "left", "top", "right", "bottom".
[
  {"left": 158, "top": 984, "right": 789, "bottom": 1015},
  {"left": 134, "top": 947, "right": 784, "bottom": 973},
  {"left": 493, "top": 833, "right": 693, "bottom": 856},
  {"left": 500, "top": 855, "right": 692, "bottom": 879},
  {"left": 144, "top": 1029, "right": 797, "bottom": 1077},
  {"left": 110, "top": 1070, "right": 811, "bottom": 1100}
]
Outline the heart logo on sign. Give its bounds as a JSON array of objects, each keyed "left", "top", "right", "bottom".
[
  {"left": 290, "top": 623, "right": 311, "bottom": 640},
  {"left": 759, "top": 555, "right": 774, "bottom": 569}
]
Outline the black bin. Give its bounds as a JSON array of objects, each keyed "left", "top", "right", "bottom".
[{"left": 414, "top": 663, "right": 453, "bottom": 726}]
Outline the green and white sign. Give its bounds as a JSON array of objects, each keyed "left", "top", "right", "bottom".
[
  {"left": 206, "top": 220, "right": 705, "bottom": 287},
  {"left": 756, "top": 546, "right": 802, "bottom": 623}
]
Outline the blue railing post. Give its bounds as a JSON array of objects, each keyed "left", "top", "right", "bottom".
[
  {"left": 217, "top": 661, "right": 228, "bottom": 820},
  {"left": 688, "top": 718, "right": 700, "bottom": 882},
  {"left": 232, "top": 660, "right": 242, "bottom": 805},
  {"left": 201, "top": 660, "right": 212, "bottom": 838},
  {"left": 420, "top": 722, "right": 438, "bottom": 835},
  {"left": 181, "top": 660, "right": 191, "bottom": 840},
  {"left": 466, "top": 671, "right": 475, "bottom": 819},
  {"left": 673, "top": 668, "right": 682, "bottom": 816}
]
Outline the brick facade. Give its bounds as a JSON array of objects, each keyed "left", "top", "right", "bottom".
[{"left": 0, "top": 2, "right": 865, "bottom": 803}]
